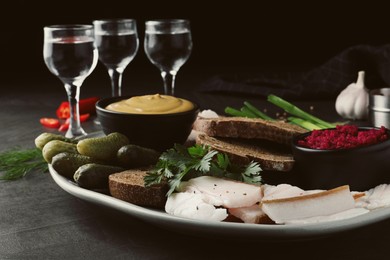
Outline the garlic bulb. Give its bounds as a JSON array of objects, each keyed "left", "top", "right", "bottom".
[{"left": 335, "top": 71, "right": 369, "bottom": 120}]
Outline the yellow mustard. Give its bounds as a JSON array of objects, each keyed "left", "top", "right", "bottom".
[{"left": 105, "top": 94, "right": 194, "bottom": 114}]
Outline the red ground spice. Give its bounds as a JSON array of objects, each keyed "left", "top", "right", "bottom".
[{"left": 297, "top": 125, "right": 388, "bottom": 150}]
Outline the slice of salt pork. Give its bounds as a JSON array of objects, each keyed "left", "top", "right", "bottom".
[
  {"left": 355, "top": 184, "right": 390, "bottom": 210},
  {"left": 178, "top": 176, "right": 262, "bottom": 208},
  {"left": 229, "top": 205, "right": 270, "bottom": 224},
  {"left": 262, "top": 185, "right": 356, "bottom": 224},
  {"left": 165, "top": 192, "right": 228, "bottom": 221}
]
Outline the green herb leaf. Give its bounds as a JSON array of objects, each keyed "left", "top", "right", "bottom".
[
  {"left": 0, "top": 147, "right": 48, "bottom": 180},
  {"left": 193, "top": 149, "right": 218, "bottom": 172},
  {"left": 241, "top": 162, "right": 262, "bottom": 184},
  {"left": 144, "top": 144, "right": 263, "bottom": 196},
  {"left": 187, "top": 144, "right": 207, "bottom": 158},
  {"left": 216, "top": 153, "right": 229, "bottom": 170}
]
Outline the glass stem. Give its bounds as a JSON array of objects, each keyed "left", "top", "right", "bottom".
[
  {"left": 64, "top": 83, "right": 86, "bottom": 138},
  {"left": 108, "top": 68, "right": 123, "bottom": 97},
  {"left": 161, "top": 70, "right": 177, "bottom": 96}
]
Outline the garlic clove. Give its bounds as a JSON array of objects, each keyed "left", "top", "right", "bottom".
[
  {"left": 335, "top": 71, "right": 369, "bottom": 120},
  {"left": 356, "top": 71, "right": 365, "bottom": 87},
  {"left": 353, "top": 91, "right": 369, "bottom": 120}
]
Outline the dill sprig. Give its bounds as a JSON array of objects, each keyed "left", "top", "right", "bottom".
[{"left": 0, "top": 147, "right": 48, "bottom": 180}]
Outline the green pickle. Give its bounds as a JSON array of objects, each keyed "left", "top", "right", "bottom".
[
  {"left": 74, "top": 163, "right": 124, "bottom": 189},
  {"left": 51, "top": 152, "right": 97, "bottom": 179},
  {"left": 77, "top": 132, "right": 129, "bottom": 162},
  {"left": 42, "top": 140, "right": 78, "bottom": 163},
  {"left": 35, "top": 132, "right": 76, "bottom": 150},
  {"left": 117, "top": 144, "right": 160, "bottom": 168}
]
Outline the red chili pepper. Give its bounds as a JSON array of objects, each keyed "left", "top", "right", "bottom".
[
  {"left": 79, "top": 97, "right": 99, "bottom": 115},
  {"left": 56, "top": 97, "right": 99, "bottom": 119},
  {"left": 79, "top": 113, "right": 90, "bottom": 122},
  {"left": 40, "top": 118, "right": 61, "bottom": 128},
  {"left": 58, "top": 113, "right": 90, "bottom": 132},
  {"left": 56, "top": 102, "right": 70, "bottom": 119},
  {"left": 58, "top": 120, "right": 69, "bottom": 132}
]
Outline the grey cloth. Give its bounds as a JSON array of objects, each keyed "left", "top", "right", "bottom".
[{"left": 199, "top": 44, "right": 390, "bottom": 100}]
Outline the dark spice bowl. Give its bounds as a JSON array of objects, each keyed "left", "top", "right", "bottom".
[
  {"left": 96, "top": 96, "right": 199, "bottom": 152},
  {"left": 291, "top": 126, "right": 390, "bottom": 191}
]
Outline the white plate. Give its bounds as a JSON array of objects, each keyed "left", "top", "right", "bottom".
[{"left": 49, "top": 165, "right": 390, "bottom": 241}]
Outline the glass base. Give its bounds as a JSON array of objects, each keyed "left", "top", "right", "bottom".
[{"left": 65, "top": 127, "right": 87, "bottom": 139}]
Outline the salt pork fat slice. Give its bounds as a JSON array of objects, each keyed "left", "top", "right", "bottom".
[
  {"left": 178, "top": 176, "right": 262, "bottom": 208},
  {"left": 262, "top": 184, "right": 305, "bottom": 200},
  {"left": 262, "top": 183, "right": 325, "bottom": 201},
  {"left": 284, "top": 208, "right": 369, "bottom": 224},
  {"left": 262, "top": 185, "right": 356, "bottom": 224},
  {"left": 229, "top": 205, "right": 269, "bottom": 224},
  {"left": 355, "top": 184, "right": 390, "bottom": 210},
  {"left": 165, "top": 192, "right": 228, "bottom": 221}
]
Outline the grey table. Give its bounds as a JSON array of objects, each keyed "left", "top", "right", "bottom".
[{"left": 1, "top": 77, "right": 390, "bottom": 260}]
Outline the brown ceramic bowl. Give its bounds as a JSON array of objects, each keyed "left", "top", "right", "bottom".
[
  {"left": 96, "top": 96, "right": 199, "bottom": 152},
  {"left": 291, "top": 126, "right": 390, "bottom": 191}
]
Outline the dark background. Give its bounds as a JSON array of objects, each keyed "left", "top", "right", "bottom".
[{"left": 3, "top": 1, "right": 390, "bottom": 97}]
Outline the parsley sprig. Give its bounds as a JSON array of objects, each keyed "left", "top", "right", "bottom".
[
  {"left": 0, "top": 147, "right": 48, "bottom": 180},
  {"left": 144, "top": 144, "right": 262, "bottom": 196}
]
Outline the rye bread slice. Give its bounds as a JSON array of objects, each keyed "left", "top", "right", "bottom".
[
  {"left": 193, "top": 116, "right": 306, "bottom": 145},
  {"left": 109, "top": 169, "right": 168, "bottom": 209},
  {"left": 196, "top": 134, "right": 294, "bottom": 172}
]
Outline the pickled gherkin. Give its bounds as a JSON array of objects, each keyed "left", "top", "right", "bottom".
[
  {"left": 35, "top": 132, "right": 76, "bottom": 150},
  {"left": 77, "top": 132, "right": 129, "bottom": 162},
  {"left": 117, "top": 144, "right": 160, "bottom": 168},
  {"left": 42, "top": 140, "right": 78, "bottom": 163},
  {"left": 74, "top": 163, "right": 124, "bottom": 189},
  {"left": 51, "top": 152, "right": 98, "bottom": 179}
]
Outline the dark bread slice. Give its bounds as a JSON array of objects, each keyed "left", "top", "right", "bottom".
[
  {"left": 196, "top": 134, "right": 294, "bottom": 172},
  {"left": 193, "top": 116, "right": 306, "bottom": 145},
  {"left": 109, "top": 169, "right": 168, "bottom": 209}
]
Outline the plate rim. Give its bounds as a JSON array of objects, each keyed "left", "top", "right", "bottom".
[{"left": 48, "top": 164, "right": 390, "bottom": 240}]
